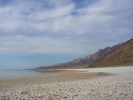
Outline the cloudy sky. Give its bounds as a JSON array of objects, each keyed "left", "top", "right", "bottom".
[{"left": 0, "top": 0, "right": 132, "bottom": 69}]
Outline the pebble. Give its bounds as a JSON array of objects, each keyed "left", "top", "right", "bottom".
[{"left": 0, "top": 73, "right": 133, "bottom": 100}]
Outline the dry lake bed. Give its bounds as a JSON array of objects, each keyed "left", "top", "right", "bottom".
[{"left": 0, "top": 66, "right": 133, "bottom": 100}]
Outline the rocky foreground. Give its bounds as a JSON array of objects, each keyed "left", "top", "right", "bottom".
[{"left": 0, "top": 68, "right": 133, "bottom": 100}]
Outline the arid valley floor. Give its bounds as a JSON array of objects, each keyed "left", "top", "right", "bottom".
[{"left": 0, "top": 66, "right": 133, "bottom": 100}]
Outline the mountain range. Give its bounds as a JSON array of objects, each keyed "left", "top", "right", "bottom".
[{"left": 36, "top": 38, "right": 133, "bottom": 70}]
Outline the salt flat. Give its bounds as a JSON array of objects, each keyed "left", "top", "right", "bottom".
[{"left": 0, "top": 66, "right": 133, "bottom": 100}]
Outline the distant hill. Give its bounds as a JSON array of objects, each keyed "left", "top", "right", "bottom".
[
  {"left": 92, "top": 38, "right": 133, "bottom": 67},
  {"left": 36, "top": 38, "right": 133, "bottom": 70}
]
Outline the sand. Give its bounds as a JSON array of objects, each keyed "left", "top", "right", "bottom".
[{"left": 0, "top": 67, "right": 133, "bottom": 100}]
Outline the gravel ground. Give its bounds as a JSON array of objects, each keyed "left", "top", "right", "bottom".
[{"left": 0, "top": 68, "right": 133, "bottom": 100}]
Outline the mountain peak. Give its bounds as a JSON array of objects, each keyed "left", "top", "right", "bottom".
[{"left": 36, "top": 38, "right": 133, "bottom": 70}]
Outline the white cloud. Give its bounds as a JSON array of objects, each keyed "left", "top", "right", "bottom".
[
  {"left": 0, "top": 35, "right": 96, "bottom": 54},
  {"left": 0, "top": 0, "right": 132, "bottom": 55},
  {"left": 34, "top": 4, "right": 75, "bottom": 21}
]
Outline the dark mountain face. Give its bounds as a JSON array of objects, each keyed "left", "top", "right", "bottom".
[
  {"left": 87, "top": 44, "right": 121, "bottom": 67},
  {"left": 92, "top": 38, "right": 133, "bottom": 67},
  {"left": 36, "top": 38, "right": 133, "bottom": 70}
]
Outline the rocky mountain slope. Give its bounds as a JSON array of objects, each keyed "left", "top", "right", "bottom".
[
  {"left": 92, "top": 38, "right": 133, "bottom": 67},
  {"left": 36, "top": 38, "right": 133, "bottom": 70}
]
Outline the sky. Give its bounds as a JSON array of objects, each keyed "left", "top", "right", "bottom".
[{"left": 0, "top": 0, "right": 133, "bottom": 69}]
